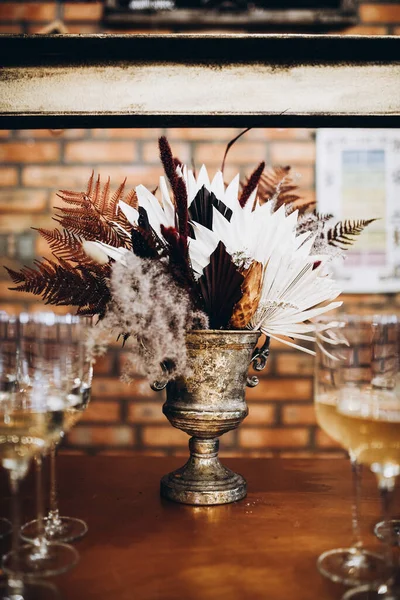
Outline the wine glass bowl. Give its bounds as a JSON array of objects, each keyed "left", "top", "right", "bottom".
[
  {"left": 334, "top": 315, "right": 400, "bottom": 600},
  {"left": 1, "top": 312, "right": 84, "bottom": 583},
  {"left": 314, "top": 317, "right": 387, "bottom": 587},
  {"left": 21, "top": 316, "right": 93, "bottom": 545},
  {"left": 0, "top": 311, "right": 75, "bottom": 599}
]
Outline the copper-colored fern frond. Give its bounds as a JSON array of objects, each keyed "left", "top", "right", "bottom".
[
  {"left": 55, "top": 174, "right": 135, "bottom": 248},
  {"left": 257, "top": 166, "right": 302, "bottom": 212},
  {"left": 326, "top": 219, "right": 377, "bottom": 248},
  {"left": 5, "top": 259, "right": 111, "bottom": 318},
  {"left": 34, "top": 227, "right": 96, "bottom": 264}
]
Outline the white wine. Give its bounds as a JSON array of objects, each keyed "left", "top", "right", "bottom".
[
  {"left": 315, "top": 393, "right": 344, "bottom": 445},
  {"left": 64, "top": 385, "right": 91, "bottom": 431},
  {"left": 0, "top": 408, "right": 65, "bottom": 471},
  {"left": 337, "top": 388, "right": 400, "bottom": 471}
]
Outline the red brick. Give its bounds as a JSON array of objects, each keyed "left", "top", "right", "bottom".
[
  {"left": 142, "top": 426, "right": 188, "bottom": 447},
  {"left": 22, "top": 166, "right": 94, "bottom": 189},
  {"left": 219, "top": 430, "right": 236, "bottom": 448},
  {"left": 92, "top": 355, "right": 114, "bottom": 376},
  {"left": 0, "top": 281, "right": 37, "bottom": 302},
  {"left": 244, "top": 403, "right": 276, "bottom": 425},
  {"left": 195, "top": 142, "right": 267, "bottom": 166},
  {"left": 142, "top": 141, "right": 191, "bottom": 164},
  {"left": 0, "top": 3, "right": 56, "bottom": 21},
  {"left": 64, "top": 142, "right": 137, "bottom": 164},
  {"left": 344, "top": 25, "right": 388, "bottom": 35},
  {"left": 275, "top": 353, "right": 313, "bottom": 377},
  {"left": 0, "top": 142, "right": 59, "bottom": 163},
  {"left": 282, "top": 404, "right": 316, "bottom": 425},
  {"left": 315, "top": 428, "right": 342, "bottom": 449},
  {"left": 238, "top": 427, "right": 309, "bottom": 448},
  {"left": 63, "top": 3, "right": 103, "bottom": 21},
  {"left": 246, "top": 378, "right": 312, "bottom": 402},
  {"left": 0, "top": 167, "right": 18, "bottom": 187},
  {"left": 0, "top": 214, "right": 54, "bottom": 233},
  {"left": 91, "top": 128, "right": 163, "bottom": 140},
  {"left": 67, "top": 425, "right": 134, "bottom": 447},
  {"left": 244, "top": 129, "right": 314, "bottom": 142},
  {"left": 0, "top": 189, "right": 47, "bottom": 213},
  {"left": 394, "top": 27, "right": 400, "bottom": 35},
  {"left": 270, "top": 141, "right": 315, "bottom": 165},
  {"left": 80, "top": 401, "right": 120, "bottom": 423},
  {"left": 0, "top": 131, "right": 10, "bottom": 139},
  {"left": 360, "top": 4, "right": 400, "bottom": 23},
  {"left": 342, "top": 293, "right": 388, "bottom": 307},
  {"left": 17, "top": 129, "right": 87, "bottom": 140},
  {"left": 166, "top": 128, "right": 239, "bottom": 141},
  {"left": 35, "top": 234, "right": 57, "bottom": 260},
  {"left": 92, "top": 377, "right": 160, "bottom": 400},
  {"left": 128, "top": 402, "right": 164, "bottom": 423},
  {"left": 84, "top": 165, "right": 160, "bottom": 187}
]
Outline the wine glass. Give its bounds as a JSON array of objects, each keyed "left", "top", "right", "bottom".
[
  {"left": 0, "top": 312, "right": 61, "bottom": 600},
  {"left": 336, "top": 315, "right": 400, "bottom": 600},
  {"left": 2, "top": 312, "right": 81, "bottom": 579},
  {"left": 314, "top": 317, "right": 386, "bottom": 587},
  {"left": 21, "top": 316, "right": 93, "bottom": 543}
]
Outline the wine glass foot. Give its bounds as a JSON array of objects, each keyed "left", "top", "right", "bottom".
[
  {"left": 317, "top": 548, "right": 387, "bottom": 587},
  {"left": 342, "top": 583, "right": 397, "bottom": 600},
  {"left": 0, "top": 518, "right": 12, "bottom": 540},
  {"left": 2, "top": 542, "right": 79, "bottom": 578},
  {"left": 374, "top": 520, "right": 400, "bottom": 546},
  {"left": 0, "top": 580, "right": 60, "bottom": 600},
  {"left": 21, "top": 516, "right": 88, "bottom": 544}
]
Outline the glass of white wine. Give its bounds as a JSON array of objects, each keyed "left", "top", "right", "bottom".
[
  {"left": 315, "top": 317, "right": 386, "bottom": 587},
  {"left": 21, "top": 316, "right": 93, "bottom": 544},
  {"left": 1, "top": 312, "right": 83, "bottom": 581},
  {"left": 336, "top": 315, "right": 400, "bottom": 600},
  {"left": 0, "top": 312, "right": 62, "bottom": 599}
]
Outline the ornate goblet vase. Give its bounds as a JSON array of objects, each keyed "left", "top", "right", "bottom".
[{"left": 155, "top": 330, "right": 268, "bottom": 506}]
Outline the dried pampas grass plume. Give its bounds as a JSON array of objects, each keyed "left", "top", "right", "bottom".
[{"left": 87, "top": 253, "right": 208, "bottom": 384}]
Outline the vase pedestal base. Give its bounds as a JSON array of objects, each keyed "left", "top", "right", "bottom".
[{"left": 160, "top": 437, "right": 247, "bottom": 506}]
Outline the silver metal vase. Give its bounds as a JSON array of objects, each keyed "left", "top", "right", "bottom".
[{"left": 153, "top": 330, "right": 269, "bottom": 506}]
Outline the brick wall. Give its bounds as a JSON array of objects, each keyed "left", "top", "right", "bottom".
[{"left": 0, "top": 2, "right": 399, "bottom": 457}]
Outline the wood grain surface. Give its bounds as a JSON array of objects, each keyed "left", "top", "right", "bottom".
[{"left": 0, "top": 456, "right": 387, "bottom": 599}]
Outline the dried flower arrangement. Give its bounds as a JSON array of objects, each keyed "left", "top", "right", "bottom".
[{"left": 6, "top": 134, "right": 375, "bottom": 383}]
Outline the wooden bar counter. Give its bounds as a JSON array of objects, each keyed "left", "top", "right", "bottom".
[{"left": 10, "top": 457, "right": 387, "bottom": 599}]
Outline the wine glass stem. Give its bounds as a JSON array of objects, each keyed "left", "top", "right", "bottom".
[
  {"left": 34, "top": 454, "right": 48, "bottom": 556},
  {"left": 47, "top": 443, "right": 61, "bottom": 529},
  {"left": 350, "top": 454, "right": 364, "bottom": 551},
  {"left": 379, "top": 479, "right": 396, "bottom": 576},
  {"left": 7, "top": 470, "right": 24, "bottom": 596}
]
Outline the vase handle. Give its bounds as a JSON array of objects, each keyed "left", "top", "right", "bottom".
[
  {"left": 150, "top": 359, "right": 174, "bottom": 392},
  {"left": 246, "top": 336, "right": 270, "bottom": 388}
]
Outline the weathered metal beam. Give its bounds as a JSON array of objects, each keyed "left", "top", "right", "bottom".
[{"left": 0, "top": 34, "right": 399, "bottom": 128}]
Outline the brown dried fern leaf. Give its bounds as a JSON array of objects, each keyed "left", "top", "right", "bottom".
[
  {"left": 326, "top": 219, "right": 377, "bottom": 249},
  {"left": 5, "top": 259, "right": 111, "bottom": 318},
  {"left": 258, "top": 166, "right": 302, "bottom": 212},
  {"left": 56, "top": 174, "right": 135, "bottom": 248},
  {"left": 34, "top": 228, "right": 95, "bottom": 264}
]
